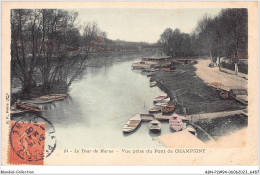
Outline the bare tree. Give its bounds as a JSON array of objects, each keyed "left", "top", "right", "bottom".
[{"left": 11, "top": 9, "right": 107, "bottom": 96}]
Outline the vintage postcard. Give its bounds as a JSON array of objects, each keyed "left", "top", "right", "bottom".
[{"left": 1, "top": 1, "right": 259, "bottom": 172}]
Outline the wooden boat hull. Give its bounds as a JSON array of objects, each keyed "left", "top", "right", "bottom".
[
  {"left": 39, "top": 95, "right": 66, "bottom": 101},
  {"left": 49, "top": 94, "right": 68, "bottom": 97},
  {"left": 149, "top": 81, "right": 157, "bottom": 87},
  {"left": 155, "top": 102, "right": 168, "bottom": 107},
  {"left": 157, "top": 97, "right": 170, "bottom": 103},
  {"left": 123, "top": 114, "right": 142, "bottom": 133},
  {"left": 16, "top": 103, "right": 41, "bottom": 113},
  {"left": 26, "top": 98, "right": 54, "bottom": 104},
  {"left": 153, "top": 93, "right": 168, "bottom": 103},
  {"left": 162, "top": 67, "right": 175, "bottom": 72},
  {"left": 169, "top": 113, "right": 183, "bottom": 132},
  {"left": 10, "top": 109, "right": 28, "bottom": 115},
  {"left": 162, "top": 105, "right": 175, "bottom": 114},
  {"left": 149, "top": 120, "right": 161, "bottom": 132},
  {"left": 149, "top": 106, "right": 162, "bottom": 113},
  {"left": 147, "top": 73, "right": 155, "bottom": 77},
  {"left": 52, "top": 96, "right": 66, "bottom": 101},
  {"left": 150, "top": 129, "right": 161, "bottom": 132}
]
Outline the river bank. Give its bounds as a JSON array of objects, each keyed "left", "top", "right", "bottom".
[
  {"left": 148, "top": 57, "right": 248, "bottom": 145},
  {"left": 152, "top": 59, "right": 245, "bottom": 115}
]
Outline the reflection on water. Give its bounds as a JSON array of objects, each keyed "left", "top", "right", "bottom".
[{"left": 15, "top": 54, "right": 174, "bottom": 148}]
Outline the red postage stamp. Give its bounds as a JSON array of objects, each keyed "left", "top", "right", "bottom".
[{"left": 9, "top": 121, "right": 45, "bottom": 165}]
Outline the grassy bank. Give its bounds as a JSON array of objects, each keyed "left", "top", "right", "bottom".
[
  {"left": 152, "top": 62, "right": 245, "bottom": 115},
  {"left": 151, "top": 60, "right": 248, "bottom": 141},
  {"left": 195, "top": 114, "right": 248, "bottom": 139}
]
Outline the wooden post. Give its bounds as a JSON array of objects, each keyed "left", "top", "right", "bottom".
[
  {"left": 234, "top": 63, "right": 238, "bottom": 75},
  {"left": 210, "top": 51, "right": 214, "bottom": 67}
]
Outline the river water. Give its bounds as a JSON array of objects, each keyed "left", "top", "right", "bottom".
[
  {"left": 37, "top": 53, "right": 173, "bottom": 149},
  {"left": 11, "top": 53, "right": 248, "bottom": 149}
]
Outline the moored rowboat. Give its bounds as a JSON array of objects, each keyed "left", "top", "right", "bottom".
[
  {"left": 149, "top": 81, "right": 157, "bottom": 87},
  {"left": 157, "top": 97, "right": 170, "bottom": 103},
  {"left": 169, "top": 113, "right": 183, "bottom": 132},
  {"left": 123, "top": 114, "right": 142, "bottom": 133},
  {"left": 162, "top": 104, "right": 175, "bottom": 114},
  {"left": 16, "top": 102, "right": 42, "bottom": 113},
  {"left": 147, "top": 72, "right": 155, "bottom": 77},
  {"left": 25, "top": 98, "right": 54, "bottom": 104},
  {"left": 10, "top": 109, "right": 29, "bottom": 115},
  {"left": 155, "top": 102, "right": 168, "bottom": 107},
  {"left": 140, "top": 114, "right": 154, "bottom": 121},
  {"left": 154, "top": 93, "right": 168, "bottom": 103},
  {"left": 149, "top": 106, "right": 162, "bottom": 113},
  {"left": 149, "top": 120, "right": 161, "bottom": 132},
  {"left": 39, "top": 94, "right": 66, "bottom": 101},
  {"left": 49, "top": 94, "right": 68, "bottom": 97}
]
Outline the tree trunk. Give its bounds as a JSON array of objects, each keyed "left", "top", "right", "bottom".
[{"left": 23, "top": 74, "right": 33, "bottom": 94}]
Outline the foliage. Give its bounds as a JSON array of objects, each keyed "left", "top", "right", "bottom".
[
  {"left": 158, "top": 9, "right": 248, "bottom": 62},
  {"left": 11, "top": 9, "right": 105, "bottom": 94}
]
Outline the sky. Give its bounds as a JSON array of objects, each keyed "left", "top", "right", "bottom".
[{"left": 75, "top": 8, "right": 222, "bottom": 43}]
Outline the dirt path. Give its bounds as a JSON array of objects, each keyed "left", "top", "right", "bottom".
[{"left": 195, "top": 59, "right": 247, "bottom": 89}]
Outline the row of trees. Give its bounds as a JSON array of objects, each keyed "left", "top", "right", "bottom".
[
  {"left": 11, "top": 9, "right": 106, "bottom": 94},
  {"left": 158, "top": 8, "right": 248, "bottom": 64},
  {"left": 159, "top": 28, "right": 192, "bottom": 57}
]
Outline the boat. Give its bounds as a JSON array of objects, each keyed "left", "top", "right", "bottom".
[
  {"left": 162, "top": 67, "right": 175, "bottom": 72},
  {"left": 25, "top": 98, "right": 54, "bottom": 104},
  {"left": 39, "top": 94, "right": 66, "bottom": 101},
  {"left": 162, "top": 104, "right": 175, "bottom": 114},
  {"left": 155, "top": 102, "right": 168, "bottom": 107},
  {"left": 123, "top": 114, "right": 142, "bottom": 133},
  {"left": 140, "top": 114, "right": 154, "bottom": 121},
  {"left": 153, "top": 93, "right": 168, "bottom": 103},
  {"left": 185, "top": 125, "right": 197, "bottom": 137},
  {"left": 132, "top": 61, "right": 153, "bottom": 70},
  {"left": 141, "top": 69, "right": 149, "bottom": 72},
  {"left": 10, "top": 109, "right": 28, "bottom": 115},
  {"left": 169, "top": 113, "right": 183, "bottom": 132},
  {"left": 140, "top": 113, "right": 154, "bottom": 118},
  {"left": 147, "top": 72, "right": 155, "bottom": 77},
  {"left": 149, "top": 120, "right": 161, "bottom": 132},
  {"left": 49, "top": 93, "right": 68, "bottom": 97},
  {"left": 51, "top": 96, "right": 66, "bottom": 101},
  {"left": 150, "top": 68, "right": 156, "bottom": 72},
  {"left": 142, "top": 68, "right": 156, "bottom": 73},
  {"left": 16, "top": 102, "right": 42, "bottom": 113},
  {"left": 149, "top": 106, "right": 162, "bottom": 113},
  {"left": 149, "top": 81, "right": 157, "bottom": 87},
  {"left": 158, "top": 97, "right": 170, "bottom": 103}
]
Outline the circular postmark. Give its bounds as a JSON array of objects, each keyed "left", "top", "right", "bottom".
[{"left": 10, "top": 115, "right": 56, "bottom": 162}]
